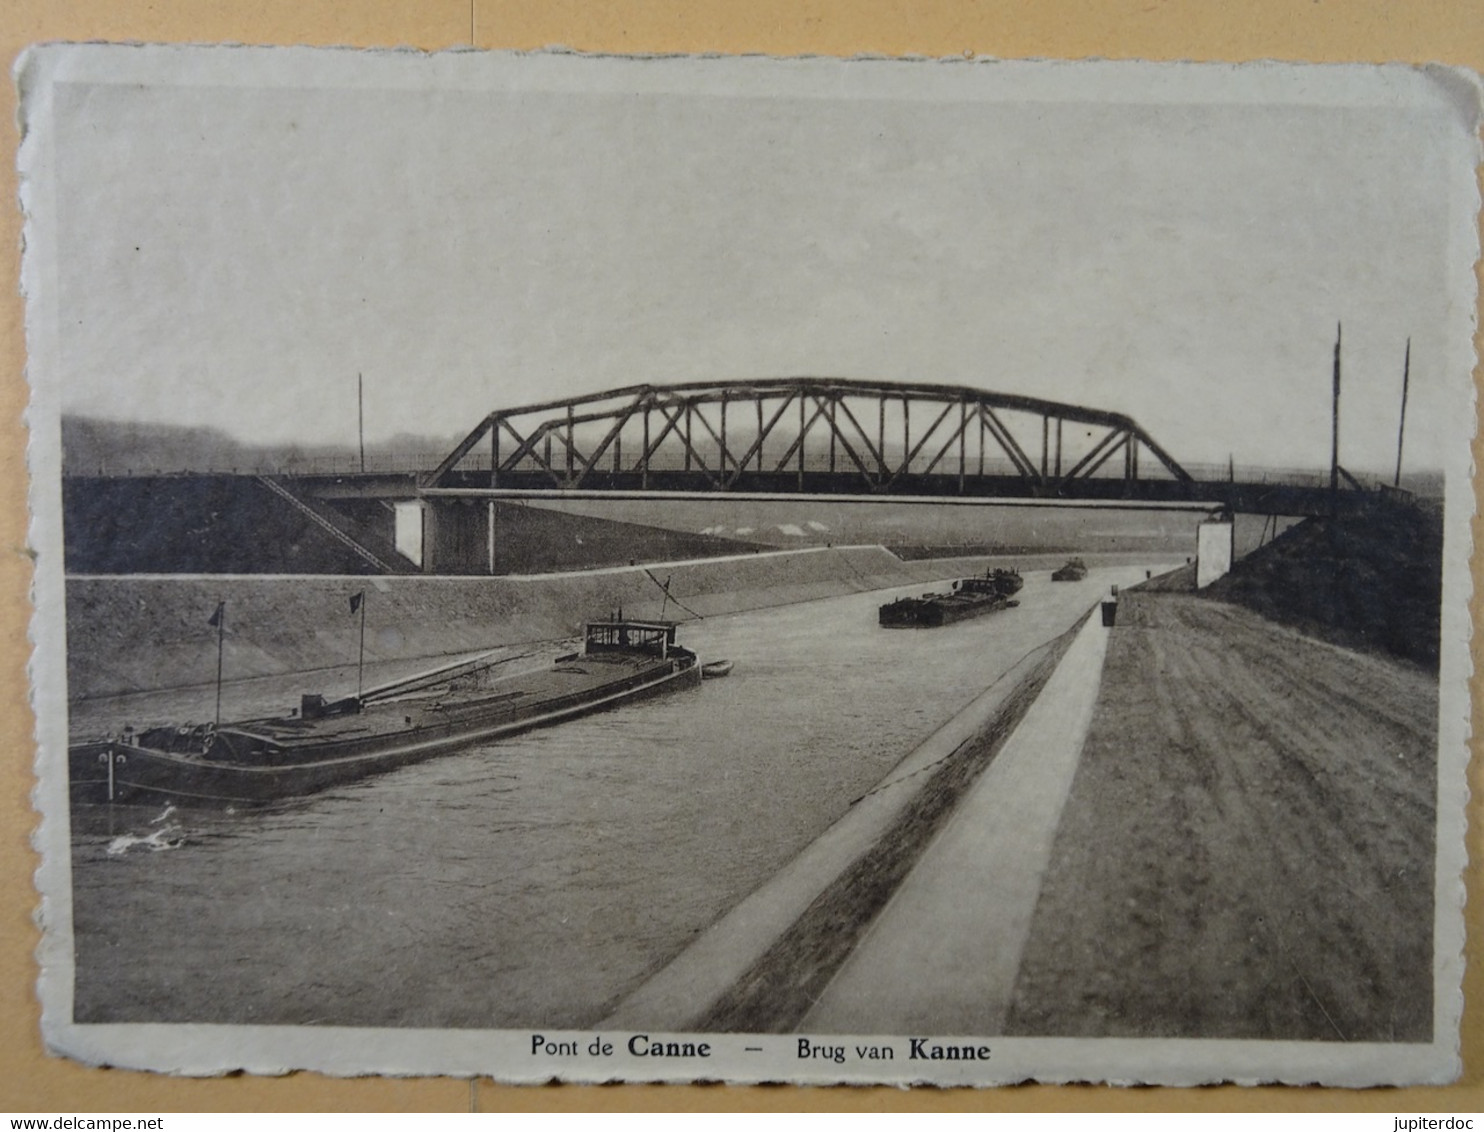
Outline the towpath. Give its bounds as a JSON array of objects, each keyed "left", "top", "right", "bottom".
[{"left": 799, "top": 603, "right": 1112, "bottom": 1034}]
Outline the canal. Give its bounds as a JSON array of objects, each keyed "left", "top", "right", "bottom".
[{"left": 68, "top": 563, "right": 1164, "bottom": 1028}]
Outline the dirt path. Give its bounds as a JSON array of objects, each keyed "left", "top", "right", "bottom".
[{"left": 1005, "top": 592, "right": 1438, "bottom": 1042}]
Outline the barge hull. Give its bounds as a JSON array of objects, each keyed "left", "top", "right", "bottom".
[
  {"left": 70, "top": 660, "right": 701, "bottom": 808},
  {"left": 879, "top": 596, "right": 1018, "bottom": 628}
]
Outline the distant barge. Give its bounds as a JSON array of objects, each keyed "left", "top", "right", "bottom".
[
  {"left": 1052, "top": 558, "right": 1088, "bottom": 582},
  {"left": 878, "top": 568, "right": 1023, "bottom": 628},
  {"left": 69, "top": 619, "right": 701, "bottom": 807}
]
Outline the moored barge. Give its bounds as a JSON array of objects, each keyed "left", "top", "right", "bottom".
[
  {"left": 878, "top": 568, "right": 1023, "bottom": 628},
  {"left": 69, "top": 619, "right": 700, "bottom": 807}
]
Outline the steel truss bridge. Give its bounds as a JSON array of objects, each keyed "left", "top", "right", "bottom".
[
  {"left": 62, "top": 379, "right": 1392, "bottom": 576},
  {"left": 425, "top": 378, "right": 1204, "bottom": 504}
]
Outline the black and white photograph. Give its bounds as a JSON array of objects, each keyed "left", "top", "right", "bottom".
[{"left": 18, "top": 45, "right": 1478, "bottom": 1085}]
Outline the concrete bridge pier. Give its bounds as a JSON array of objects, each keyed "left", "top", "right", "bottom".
[{"left": 421, "top": 497, "right": 494, "bottom": 575}]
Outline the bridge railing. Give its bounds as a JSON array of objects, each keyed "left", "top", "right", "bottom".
[{"left": 1180, "top": 462, "right": 1332, "bottom": 489}]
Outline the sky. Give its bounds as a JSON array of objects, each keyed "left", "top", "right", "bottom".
[{"left": 34, "top": 50, "right": 1479, "bottom": 472}]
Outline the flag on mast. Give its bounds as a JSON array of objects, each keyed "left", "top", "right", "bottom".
[
  {"left": 208, "top": 601, "right": 225, "bottom": 627},
  {"left": 350, "top": 591, "right": 364, "bottom": 614}
]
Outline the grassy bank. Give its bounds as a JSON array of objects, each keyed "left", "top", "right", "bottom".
[{"left": 1204, "top": 502, "right": 1443, "bottom": 669}]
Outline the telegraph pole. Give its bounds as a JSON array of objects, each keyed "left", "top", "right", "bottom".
[
  {"left": 1395, "top": 338, "right": 1411, "bottom": 488},
  {"left": 358, "top": 373, "right": 366, "bottom": 473},
  {"left": 1330, "top": 323, "right": 1342, "bottom": 510}
]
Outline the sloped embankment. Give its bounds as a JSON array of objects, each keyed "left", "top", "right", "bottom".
[
  {"left": 64, "top": 546, "right": 1039, "bottom": 699},
  {"left": 66, "top": 547, "right": 1176, "bottom": 700},
  {"left": 63, "top": 475, "right": 397, "bottom": 575},
  {"left": 1006, "top": 590, "right": 1437, "bottom": 1041},
  {"left": 482, "top": 501, "right": 768, "bottom": 573},
  {"left": 1202, "top": 501, "right": 1442, "bottom": 669},
  {"left": 62, "top": 475, "right": 767, "bottom": 575}
]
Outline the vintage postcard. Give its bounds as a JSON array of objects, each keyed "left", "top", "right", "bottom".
[{"left": 16, "top": 45, "right": 1479, "bottom": 1086}]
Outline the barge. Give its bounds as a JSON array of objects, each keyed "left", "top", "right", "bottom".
[
  {"left": 878, "top": 568, "right": 1023, "bottom": 628},
  {"left": 1051, "top": 558, "right": 1089, "bottom": 582},
  {"left": 69, "top": 619, "right": 701, "bottom": 807}
]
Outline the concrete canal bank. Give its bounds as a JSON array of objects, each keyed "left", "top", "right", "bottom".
[
  {"left": 602, "top": 612, "right": 1084, "bottom": 1034},
  {"left": 65, "top": 547, "right": 1158, "bottom": 699}
]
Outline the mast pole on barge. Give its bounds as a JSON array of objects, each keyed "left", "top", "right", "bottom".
[
  {"left": 352, "top": 590, "right": 367, "bottom": 700},
  {"left": 209, "top": 600, "right": 226, "bottom": 729}
]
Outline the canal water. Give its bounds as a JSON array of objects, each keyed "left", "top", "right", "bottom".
[{"left": 68, "top": 564, "right": 1164, "bottom": 1028}]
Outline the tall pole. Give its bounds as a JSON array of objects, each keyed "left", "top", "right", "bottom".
[
  {"left": 358, "top": 373, "right": 366, "bottom": 474},
  {"left": 878, "top": 395, "right": 886, "bottom": 482},
  {"left": 757, "top": 397, "right": 765, "bottom": 472},
  {"left": 1330, "top": 322, "right": 1342, "bottom": 505},
  {"left": 1395, "top": 338, "right": 1411, "bottom": 488},
  {"left": 798, "top": 393, "right": 805, "bottom": 489}
]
